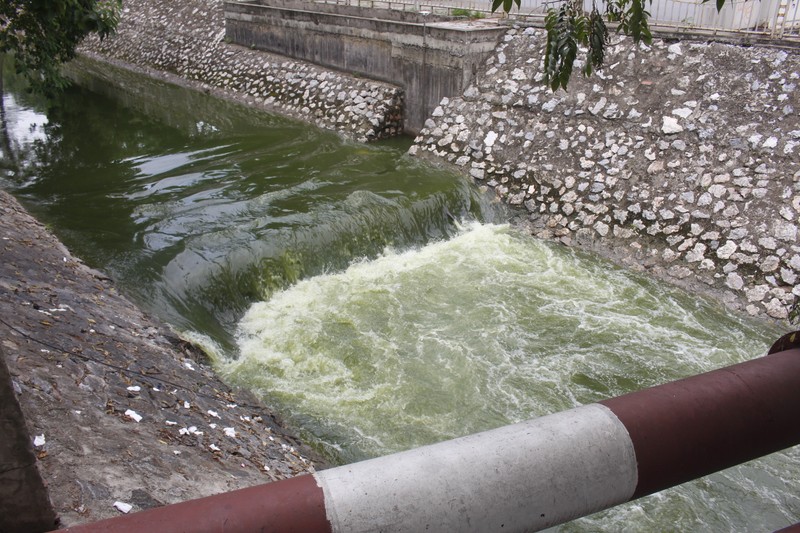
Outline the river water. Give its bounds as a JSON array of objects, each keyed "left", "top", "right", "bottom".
[{"left": 1, "top": 57, "right": 797, "bottom": 530}]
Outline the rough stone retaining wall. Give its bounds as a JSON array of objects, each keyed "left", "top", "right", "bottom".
[
  {"left": 411, "top": 27, "right": 800, "bottom": 321},
  {"left": 80, "top": 0, "right": 404, "bottom": 142}
]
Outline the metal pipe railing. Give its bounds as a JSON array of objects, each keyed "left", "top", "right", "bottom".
[
  {"left": 56, "top": 334, "right": 800, "bottom": 532},
  {"left": 298, "top": 0, "right": 800, "bottom": 40}
]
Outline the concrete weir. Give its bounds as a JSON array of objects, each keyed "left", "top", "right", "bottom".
[
  {"left": 223, "top": 0, "right": 506, "bottom": 134},
  {"left": 58, "top": 341, "right": 800, "bottom": 532}
]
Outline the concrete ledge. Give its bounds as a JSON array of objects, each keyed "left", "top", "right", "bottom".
[
  {"left": 0, "top": 347, "right": 57, "bottom": 533},
  {"left": 224, "top": 0, "right": 506, "bottom": 133}
]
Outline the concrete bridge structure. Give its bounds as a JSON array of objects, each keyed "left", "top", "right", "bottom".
[{"left": 224, "top": 0, "right": 507, "bottom": 134}]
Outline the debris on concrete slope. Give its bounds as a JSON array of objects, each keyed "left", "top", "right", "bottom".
[{"left": 0, "top": 191, "right": 323, "bottom": 528}]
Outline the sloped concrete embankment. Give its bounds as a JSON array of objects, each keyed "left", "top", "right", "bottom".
[
  {"left": 79, "top": 0, "right": 404, "bottom": 141},
  {"left": 0, "top": 191, "right": 319, "bottom": 528},
  {"left": 412, "top": 28, "right": 800, "bottom": 321}
]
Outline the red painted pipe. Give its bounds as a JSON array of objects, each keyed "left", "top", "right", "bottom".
[
  {"left": 57, "top": 342, "right": 800, "bottom": 533},
  {"left": 59, "top": 474, "right": 329, "bottom": 533},
  {"left": 601, "top": 347, "right": 800, "bottom": 499}
]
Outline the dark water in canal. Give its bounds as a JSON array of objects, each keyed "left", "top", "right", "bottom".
[{"left": 1, "top": 56, "right": 796, "bottom": 531}]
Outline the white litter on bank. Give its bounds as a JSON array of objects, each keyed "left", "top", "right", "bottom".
[
  {"left": 113, "top": 501, "right": 133, "bottom": 514},
  {"left": 124, "top": 409, "right": 142, "bottom": 423}
]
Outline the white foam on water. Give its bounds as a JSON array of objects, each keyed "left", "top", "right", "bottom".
[
  {"left": 178, "top": 330, "right": 227, "bottom": 364},
  {"left": 224, "top": 222, "right": 791, "bottom": 530}
]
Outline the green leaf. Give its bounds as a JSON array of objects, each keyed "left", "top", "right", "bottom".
[
  {"left": 624, "top": 0, "right": 652, "bottom": 44},
  {"left": 584, "top": 8, "right": 608, "bottom": 77},
  {"left": 537, "top": 0, "right": 640, "bottom": 89},
  {"left": 2, "top": 0, "right": 121, "bottom": 97},
  {"left": 716, "top": 0, "right": 726, "bottom": 11},
  {"left": 542, "top": 4, "right": 583, "bottom": 91},
  {"left": 491, "top": 0, "right": 517, "bottom": 14}
]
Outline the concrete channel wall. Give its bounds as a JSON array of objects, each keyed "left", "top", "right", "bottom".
[{"left": 224, "top": 0, "right": 506, "bottom": 134}]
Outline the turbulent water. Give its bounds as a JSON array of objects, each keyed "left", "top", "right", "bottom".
[
  {"left": 2, "top": 57, "right": 797, "bottom": 531},
  {"left": 230, "top": 222, "right": 771, "bottom": 458}
]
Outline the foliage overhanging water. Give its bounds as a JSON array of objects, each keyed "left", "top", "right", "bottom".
[{"left": 1, "top": 56, "right": 796, "bottom": 531}]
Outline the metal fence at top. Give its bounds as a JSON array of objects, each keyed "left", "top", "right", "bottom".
[{"left": 308, "top": 0, "right": 800, "bottom": 42}]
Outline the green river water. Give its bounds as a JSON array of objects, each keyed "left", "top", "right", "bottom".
[{"left": 1, "top": 57, "right": 797, "bottom": 531}]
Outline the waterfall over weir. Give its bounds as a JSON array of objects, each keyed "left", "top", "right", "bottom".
[{"left": 2, "top": 57, "right": 797, "bottom": 531}]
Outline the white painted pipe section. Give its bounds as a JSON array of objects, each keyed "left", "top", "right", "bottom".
[{"left": 314, "top": 403, "right": 638, "bottom": 532}]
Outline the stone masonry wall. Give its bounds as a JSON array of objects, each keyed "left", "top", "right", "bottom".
[
  {"left": 79, "top": 0, "right": 404, "bottom": 142},
  {"left": 411, "top": 27, "right": 800, "bottom": 321}
]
